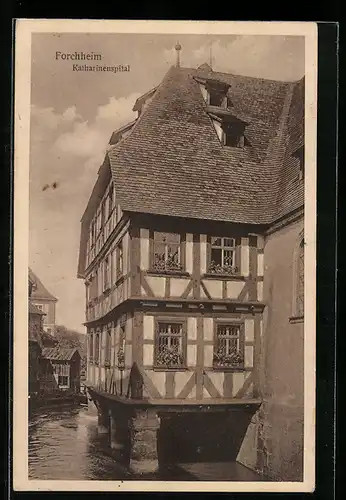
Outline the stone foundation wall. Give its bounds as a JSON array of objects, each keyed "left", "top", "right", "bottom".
[
  {"left": 237, "top": 400, "right": 303, "bottom": 481},
  {"left": 238, "top": 219, "right": 304, "bottom": 481}
]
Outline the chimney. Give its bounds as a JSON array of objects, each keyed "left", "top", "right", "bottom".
[{"left": 175, "top": 42, "right": 182, "bottom": 68}]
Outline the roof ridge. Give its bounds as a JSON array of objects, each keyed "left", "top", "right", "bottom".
[{"left": 269, "top": 82, "right": 296, "bottom": 219}]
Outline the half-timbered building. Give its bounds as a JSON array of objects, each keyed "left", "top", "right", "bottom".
[
  {"left": 78, "top": 49, "right": 305, "bottom": 479},
  {"left": 29, "top": 268, "right": 58, "bottom": 335}
]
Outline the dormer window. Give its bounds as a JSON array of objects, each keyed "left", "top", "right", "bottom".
[
  {"left": 209, "top": 89, "right": 225, "bottom": 107},
  {"left": 205, "top": 80, "right": 229, "bottom": 108},
  {"left": 196, "top": 77, "right": 230, "bottom": 109},
  {"left": 210, "top": 114, "right": 248, "bottom": 149},
  {"left": 222, "top": 122, "right": 245, "bottom": 148}
]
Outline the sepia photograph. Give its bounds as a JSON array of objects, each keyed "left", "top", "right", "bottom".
[{"left": 13, "top": 20, "right": 317, "bottom": 492}]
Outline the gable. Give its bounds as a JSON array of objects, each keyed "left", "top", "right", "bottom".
[{"left": 28, "top": 268, "right": 57, "bottom": 302}]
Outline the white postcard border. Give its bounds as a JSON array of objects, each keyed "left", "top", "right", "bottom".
[{"left": 13, "top": 19, "right": 317, "bottom": 493}]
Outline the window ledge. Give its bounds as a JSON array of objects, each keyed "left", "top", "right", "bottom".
[
  {"left": 289, "top": 315, "right": 304, "bottom": 324},
  {"left": 223, "top": 145, "right": 245, "bottom": 151},
  {"left": 153, "top": 366, "right": 188, "bottom": 372},
  {"left": 212, "top": 366, "right": 246, "bottom": 372},
  {"left": 203, "top": 273, "right": 244, "bottom": 280},
  {"left": 147, "top": 270, "right": 190, "bottom": 278}
]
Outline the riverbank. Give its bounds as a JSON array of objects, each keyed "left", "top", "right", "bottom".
[{"left": 29, "top": 393, "right": 88, "bottom": 411}]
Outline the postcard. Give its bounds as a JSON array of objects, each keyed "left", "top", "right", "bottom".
[{"left": 13, "top": 19, "right": 317, "bottom": 492}]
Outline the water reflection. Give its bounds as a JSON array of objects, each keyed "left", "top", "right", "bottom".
[{"left": 29, "top": 404, "right": 128, "bottom": 480}]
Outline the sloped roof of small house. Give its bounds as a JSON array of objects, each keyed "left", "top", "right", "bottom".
[
  {"left": 41, "top": 347, "right": 81, "bottom": 361},
  {"left": 40, "top": 331, "right": 59, "bottom": 346},
  {"left": 28, "top": 268, "right": 58, "bottom": 302}
]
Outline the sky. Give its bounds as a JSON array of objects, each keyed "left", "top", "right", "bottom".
[{"left": 29, "top": 33, "right": 305, "bottom": 333}]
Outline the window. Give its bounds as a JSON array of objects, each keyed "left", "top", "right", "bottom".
[
  {"left": 155, "top": 321, "right": 185, "bottom": 369},
  {"left": 103, "top": 255, "right": 111, "bottom": 291},
  {"left": 58, "top": 376, "right": 69, "bottom": 386},
  {"left": 89, "top": 333, "right": 94, "bottom": 360},
  {"left": 209, "top": 89, "right": 224, "bottom": 107},
  {"left": 226, "top": 95, "right": 233, "bottom": 109},
  {"left": 222, "top": 122, "right": 245, "bottom": 148},
  {"left": 205, "top": 80, "right": 229, "bottom": 108},
  {"left": 209, "top": 237, "right": 238, "bottom": 274},
  {"left": 213, "top": 323, "right": 244, "bottom": 369},
  {"left": 94, "top": 269, "right": 99, "bottom": 298},
  {"left": 34, "top": 304, "right": 44, "bottom": 311},
  {"left": 153, "top": 232, "right": 182, "bottom": 272},
  {"left": 93, "top": 219, "right": 97, "bottom": 242},
  {"left": 296, "top": 239, "right": 304, "bottom": 317},
  {"left": 86, "top": 281, "right": 91, "bottom": 303},
  {"left": 111, "top": 248, "right": 117, "bottom": 284},
  {"left": 100, "top": 200, "right": 106, "bottom": 228},
  {"left": 95, "top": 332, "right": 100, "bottom": 364},
  {"left": 117, "top": 324, "right": 126, "bottom": 369},
  {"left": 108, "top": 184, "right": 114, "bottom": 218},
  {"left": 105, "top": 329, "right": 111, "bottom": 367},
  {"left": 96, "top": 210, "right": 102, "bottom": 234},
  {"left": 90, "top": 220, "right": 96, "bottom": 246},
  {"left": 116, "top": 240, "right": 123, "bottom": 279},
  {"left": 90, "top": 273, "right": 98, "bottom": 300}
]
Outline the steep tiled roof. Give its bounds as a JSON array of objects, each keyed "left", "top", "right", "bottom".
[
  {"left": 29, "top": 268, "right": 58, "bottom": 302},
  {"left": 41, "top": 347, "right": 80, "bottom": 361},
  {"left": 107, "top": 65, "right": 303, "bottom": 224},
  {"left": 78, "top": 64, "right": 304, "bottom": 276}
]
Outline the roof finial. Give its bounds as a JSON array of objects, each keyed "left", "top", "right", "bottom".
[
  {"left": 175, "top": 41, "right": 182, "bottom": 68},
  {"left": 209, "top": 42, "right": 213, "bottom": 70}
]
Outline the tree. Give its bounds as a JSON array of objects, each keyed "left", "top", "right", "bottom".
[{"left": 55, "top": 325, "right": 87, "bottom": 371}]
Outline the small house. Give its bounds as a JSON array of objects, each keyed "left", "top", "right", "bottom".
[{"left": 41, "top": 347, "right": 81, "bottom": 392}]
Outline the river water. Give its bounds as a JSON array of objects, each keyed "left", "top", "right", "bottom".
[
  {"left": 28, "top": 403, "right": 130, "bottom": 480},
  {"left": 28, "top": 403, "right": 265, "bottom": 482}
]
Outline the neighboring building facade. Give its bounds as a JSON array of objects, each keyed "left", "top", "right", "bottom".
[
  {"left": 29, "top": 268, "right": 58, "bottom": 335},
  {"left": 28, "top": 301, "right": 45, "bottom": 395},
  {"left": 78, "top": 56, "right": 305, "bottom": 479},
  {"left": 40, "top": 347, "right": 82, "bottom": 392}
]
